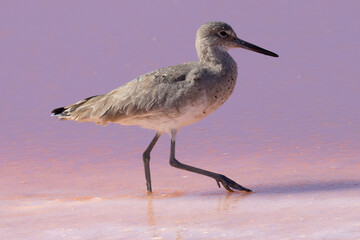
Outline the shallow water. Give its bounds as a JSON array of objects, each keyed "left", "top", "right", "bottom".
[{"left": 1, "top": 1, "right": 360, "bottom": 239}]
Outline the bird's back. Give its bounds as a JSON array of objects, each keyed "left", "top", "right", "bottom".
[{"left": 52, "top": 61, "right": 212, "bottom": 128}]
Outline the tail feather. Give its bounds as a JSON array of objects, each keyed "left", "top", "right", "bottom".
[
  {"left": 51, "top": 107, "right": 67, "bottom": 116},
  {"left": 51, "top": 95, "right": 99, "bottom": 119}
]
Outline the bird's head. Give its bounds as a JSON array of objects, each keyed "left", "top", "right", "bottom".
[{"left": 196, "top": 22, "right": 278, "bottom": 57}]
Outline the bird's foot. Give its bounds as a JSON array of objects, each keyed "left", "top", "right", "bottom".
[{"left": 215, "top": 175, "right": 252, "bottom": 192}]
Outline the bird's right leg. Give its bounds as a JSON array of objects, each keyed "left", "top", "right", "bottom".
[
  {"left": 168, "top": 130, "right": 251, "bottom": 192},
  {"left": 142, "top": 133, "right": 161, "bottom": 193}
]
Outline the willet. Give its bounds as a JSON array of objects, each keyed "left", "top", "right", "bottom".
[{"left": 52, "top": 22, "right": 278, "bottom": 193}]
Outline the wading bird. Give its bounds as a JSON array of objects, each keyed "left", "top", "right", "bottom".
[{"left": 52, "top": 22, "right": 278, "bottom": 193}]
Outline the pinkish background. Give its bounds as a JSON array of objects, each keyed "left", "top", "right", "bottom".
[{"left": 1, "top": 1, "right": 360, "bottom": 239}]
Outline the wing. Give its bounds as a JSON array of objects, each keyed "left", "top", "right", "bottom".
[{"left": 62, "top": 61, "right": 205, "bottom": 124}]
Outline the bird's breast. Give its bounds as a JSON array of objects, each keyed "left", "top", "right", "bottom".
[{"left": 203, "top": 72, "right": 238, "bottom": 113}]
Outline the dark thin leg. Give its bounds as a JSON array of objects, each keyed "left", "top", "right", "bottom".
[
  {"left": 169, "top": 140, "right": 252, "bottom": 192},
  {"left": 143, "top": 133, "right": 161, "bottom": 193}
]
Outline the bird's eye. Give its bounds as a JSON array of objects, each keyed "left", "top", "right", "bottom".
[{"left": 218, "top": 31, "right": 228, "bottom": 37}]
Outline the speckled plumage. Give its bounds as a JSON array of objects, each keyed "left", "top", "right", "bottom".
[
  {"left": 52, "top": 22, "right": 278, "bottom": 193},
  {"left": 53, "top": 22, "right": 239, "bottom": 134}
]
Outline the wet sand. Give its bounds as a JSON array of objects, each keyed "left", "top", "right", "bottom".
[{"left": 1, "top": 1, "right": 360, "bottom": 239}]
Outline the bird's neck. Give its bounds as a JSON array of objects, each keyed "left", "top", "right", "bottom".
[{"left": 197, "top": 45, "right": 238, "bottom": 75}]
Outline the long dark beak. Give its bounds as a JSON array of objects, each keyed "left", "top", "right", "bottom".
[{"left": 235, "top": 38, "right": 279, "bottom": 57}]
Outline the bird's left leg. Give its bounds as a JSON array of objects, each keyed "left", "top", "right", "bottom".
[{"left": 143, "top": 133, "right": 161, "bottom": 193}]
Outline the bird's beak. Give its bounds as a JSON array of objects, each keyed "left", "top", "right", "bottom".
[{"left": 235, "top": 38, "right": 279, "bottom": 57}]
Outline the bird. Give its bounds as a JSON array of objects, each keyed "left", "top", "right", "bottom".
[{"left": 51, "top": 21, "right": 278, "bottom": 193}]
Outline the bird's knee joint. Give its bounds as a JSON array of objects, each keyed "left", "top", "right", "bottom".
[
  {"left": 142, "top": 152, "right": 150, "bottom": 162},
  {"left": 169, "top": 158, "right": 180, "bottom": 168}
]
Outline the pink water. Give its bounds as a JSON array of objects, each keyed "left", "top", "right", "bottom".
[{"left": 1, "top": 1, "right": 360, "bottom": 239}]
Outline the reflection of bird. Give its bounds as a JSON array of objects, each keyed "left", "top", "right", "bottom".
[{"left": 52, "top": 22, "right": 278, "bottom": 193}]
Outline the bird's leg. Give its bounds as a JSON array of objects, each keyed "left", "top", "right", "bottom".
[
  {"left": 142, "top": 133, "right": 161, "bottom": 193},
  {"left": 169, "top": 139, "right": 252, "bottom": 192}
]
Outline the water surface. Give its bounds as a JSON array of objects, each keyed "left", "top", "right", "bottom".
[{"left": 1, "top": 1, "right": 359, "bottom": 239}]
